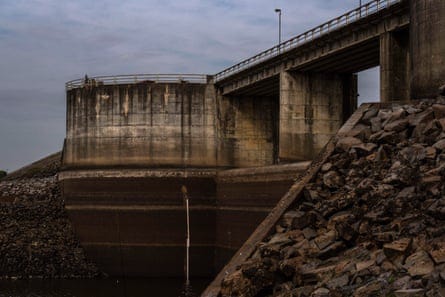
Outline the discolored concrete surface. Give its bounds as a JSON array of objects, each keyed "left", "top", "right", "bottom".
[{"left": 60, "top": 163, "right": 309, "bottom": 277}]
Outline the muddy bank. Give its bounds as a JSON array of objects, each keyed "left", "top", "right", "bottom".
[
  {"left": 0, "top": 154, "right": 100, "bottom": 279},
  {"left": 220, "top": 99, "right": 445, "bottom": 296}
]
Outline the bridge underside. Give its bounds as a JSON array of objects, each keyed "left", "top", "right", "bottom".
[
  {"left": 213, "top": 1, "right": 412, "bottom": 163},
  {"left": 294, "top": 37, "right": 380, "bottom": 73},
  {"left": 216, "top": 0, "right": 410, "bottom": 101}
]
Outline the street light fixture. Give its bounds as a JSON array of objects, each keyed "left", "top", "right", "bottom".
[{"left": 275, "top": 8, "right": 282, "bottom": 46}]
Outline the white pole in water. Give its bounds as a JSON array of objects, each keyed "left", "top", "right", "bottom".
[
  {"left": 186, "top": 195, "right": 190, "bottom": 284},
  {"left": 181, "top": 185, "right": 191, "bottom": 285}
]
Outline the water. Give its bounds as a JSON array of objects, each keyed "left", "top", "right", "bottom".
[{"left": 0, "top": 278, "right": 210, "bottom": 297}]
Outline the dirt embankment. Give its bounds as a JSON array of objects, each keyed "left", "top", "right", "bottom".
[
  {"left": 221, "top": 99, "right": 445, "bottom": 297},
  {"left": 0, "top": 153, "right": 100, "bottom": 279}
]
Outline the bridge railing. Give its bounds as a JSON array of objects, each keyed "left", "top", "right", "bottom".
[
  {"left": 66, "top": 74, "right": 209, "bottom": 90},
  {"left": 214, "top": 0, "right": 401, "bottom": 82}
]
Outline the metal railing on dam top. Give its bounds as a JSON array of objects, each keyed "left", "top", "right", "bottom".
[
  {"left": 65, "top": 0, "right": 402, "bottom": 90},
  {"left": 65, "top": 74, "right": 209, "bottom": 90},
  {"left": 214, "top": 0, "right": 402, "bottom": 82}
]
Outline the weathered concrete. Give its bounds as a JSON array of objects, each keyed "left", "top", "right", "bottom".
[
  {"left": 62, "top": 80, "right": 310, "bottom": 277},
  {"left": 59, "top": 0, "right": 445, "bottom": 283},
  {"left": 214, "top": 162, "right": 310, "bottom": 271},
  {"left": 380, "top": 29, "right": 410, "bottom": 102},
  {"left": 410, "top": 0, "right": 445, "bottom": 99},
  {"left": 65, "top": 82, "right": 219, "bottom": 169},
  {"left": 202, "top": 103, "right": 371, "bottom": 297},
  {"left": 60, "top": 169, "right": 217, "bottom": 277},
  {"left": 216, "top": 1, "right": 409, "bottom": 96},
  {"left": 59, "top": 163, "right": 309, "bottom": 277},
  {"left": 217, "top": 94, "right": 279, "bottom": 167},
  {"left": 279, "top": 71, "right": 356, "bottom": 161},
  {"left": 65, "top": 82, "right": 284, "bottom": 169}
]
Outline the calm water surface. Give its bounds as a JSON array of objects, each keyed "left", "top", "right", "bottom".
[{"left": 0, "top": 278, "right": 210, "bottom": 297}]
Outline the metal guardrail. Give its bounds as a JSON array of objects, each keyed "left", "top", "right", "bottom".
[
  {"left": 66, "top": 74, "right": 209, "bottom": 90},
  {"left": 214, "top": 0, "right": 402, "bottom": 82}
]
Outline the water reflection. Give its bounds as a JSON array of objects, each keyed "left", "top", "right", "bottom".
[{"left": 0, "top": 278, "right": 210, "bottom": 297}]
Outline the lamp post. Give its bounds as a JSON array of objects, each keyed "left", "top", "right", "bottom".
[{"left": 275, "top": 8, "right": 282, "bottom": 48}]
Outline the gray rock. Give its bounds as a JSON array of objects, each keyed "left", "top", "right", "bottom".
[
  {"left": 384, "top": 118, "right": 409, "bottom": 132},
  {"left": 392, "top": 276, "right": 412, "bottom": 290},
  {"left": 220, "top": 99, "right": 445, "bottom": 297},
  {"left": 404, "top": 250, "right": 435, "bottom": 277},
  {"left": 432, "top": 104, "right": 445, "bottom": 119},
  {"left": 439, "top": 85, "right": 445, "bottom": 96},
  {"left": 311, "top": 287, "right": 330, "bottom": 297},
  {"left": 429, "top": 243, "right": 445, "bottom": 264},
  {"left": 408, "top": 108, "right": 435, "bottom": 127},
  {"left": 370, "top": 117, "right": 382, "bottom": 133},
  {"left": 291, "top": 211, "right": 318, "bottom": 230},
  {"left": 394, "top": 289, "right": 425, "bottom": 297},
  {"left": 383, "top": 238, "right": 412, "bottom": 259},
  {"left": 314, "top": 230, "right": 337, "bottom": 250},
  {"left": 281, "top": 210, "right": 303, "bottom": 228},
  {"left": 438, "top": 118, "right": 445, "bottom": 131},
  {"left": 336, "top": 137, "right": 363, "bottom": 151},
  {"left": 362, "top": 108, "right": 379, "bottom": 123},
  {"left": 327, "top": 274, "right": 349, "bottom": 289},
  {"left": 433, "top": 139, "right": 445, "bottom": 151},
  {"left": 353, "top": 280, "right": 385, "bottom": 297},
  {"left": 321, "top": 162, "right": 333, "bottom": 172},
  {"left": 323, "top": 171, "right": 344, "bottom": 189}
]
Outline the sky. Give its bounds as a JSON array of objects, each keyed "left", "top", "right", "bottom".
[{"left": 0, "top": 0, "right": 379, "bottom": 172}]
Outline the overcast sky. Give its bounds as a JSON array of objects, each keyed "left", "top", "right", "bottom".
[{"left": 0, "top": 0, "right": 379, "bottom": 172}]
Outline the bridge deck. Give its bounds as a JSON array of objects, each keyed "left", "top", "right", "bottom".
[{"left": 215, "top": 0, "right": 409, "bottom": 96}]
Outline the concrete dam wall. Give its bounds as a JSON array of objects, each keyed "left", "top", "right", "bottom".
[
  {"left": 64, "top": 80, "right": 279, "bottom": 169},
  {"left": 64, "top": 81, "right": 218, "bottom": 168},
  {"left": 60, "top": 78, "right": 315, "bottom": 277}
]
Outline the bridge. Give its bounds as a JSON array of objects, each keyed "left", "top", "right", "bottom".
[
  {"left": 59, "top": 0, "right": 445, "bottom": 284},
  {"left": 214, "top": 0, "right": 408, "bottom": 98},
  {"left": 207, "top": 0, "right": 443, "bottom": 162}
]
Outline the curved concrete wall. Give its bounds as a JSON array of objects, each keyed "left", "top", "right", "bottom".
[
  {"left": 64, "top": 82, "right": 219, "bottom": 168},
  {"left": 59, "top": 163, "right": 309, "bottom": 277},
  {"left": 61, "top": 79, "right": 299, "bottom": 277},
  {"left": 410, "top": 0, "right": 445, "bottom": 98},
  {"left": 64, "top": 81, "right": 280, "bottom": 169}
]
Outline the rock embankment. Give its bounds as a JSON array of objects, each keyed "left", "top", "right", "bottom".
[
  {"left": 0, "top": 154, "right": 100, "bottom": 279},
  {"left": 221, "top": 99, "right": 445, "bottom": 297},
  {"left": 2, "top": 152, "right": 61, "bottom": 181}
]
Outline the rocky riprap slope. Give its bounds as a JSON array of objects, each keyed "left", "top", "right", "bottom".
[
  {"left": 221, "top": 100, "right": 445, "bottom": 297},
  {"left": 0, "top": 153, "right": 100, "bottom": 279}
]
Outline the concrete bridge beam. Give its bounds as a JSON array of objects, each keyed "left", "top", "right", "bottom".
[
  {"left": 216, "top": 93, "right": 279, "bottom": 167},
  {"left": 380, "top": 30, "right": 410, "bottom": 102},
  {"left": 410, "top": 0, "right": 445, "bottom": 99},
  {"left": 279, "top": 71, "right": 356, "bottom": 161}
]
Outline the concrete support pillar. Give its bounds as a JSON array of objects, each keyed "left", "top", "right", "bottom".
[
  {"left": 216, "top": 93, "right": 278, "bottom": 167},
  {"left": 380, "top": 30, "right": 410, "bottom": 102},
  {"left": 279, "top": 71, "right": 356, "bottom": 161},
  {"left": 410, "top": 0, "right": 445, "bottom": 99}
]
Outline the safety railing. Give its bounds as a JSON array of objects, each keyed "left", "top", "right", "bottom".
[
  {"left": 66, "top": 74, "right": 209, "bottom": 90},
  {"left": 214, "top": 0, "right": 402, "bottom": 82}
]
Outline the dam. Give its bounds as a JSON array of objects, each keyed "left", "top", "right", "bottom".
[
  {"left": 58, "top": 0, "right": 445, "bottom": 281},
  {"left": 60, "top": 76, "right": 311, "bottom": 276}
]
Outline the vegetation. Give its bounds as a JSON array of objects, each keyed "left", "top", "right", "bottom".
[{"left": 0, "top": 170, "right": 7, "bottom": 179}]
